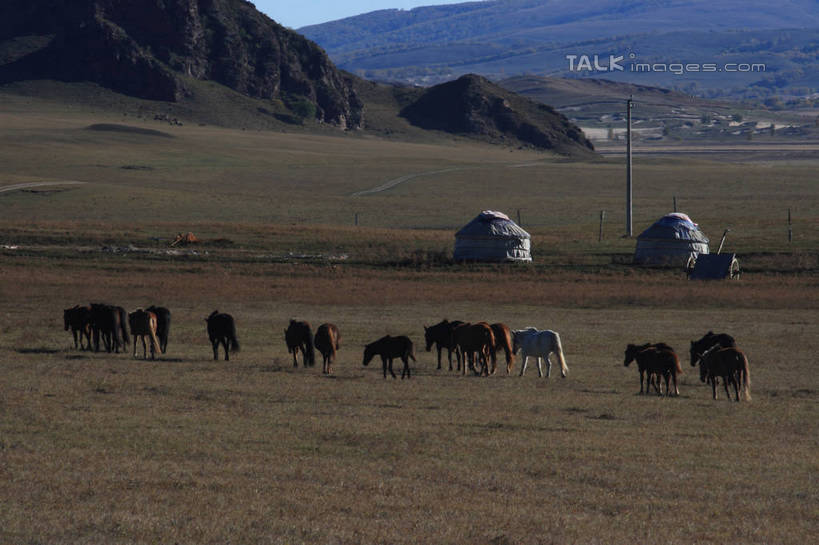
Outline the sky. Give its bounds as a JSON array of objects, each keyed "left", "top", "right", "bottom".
[{"left": 253, "top": 1, "right": 475, "bottom": 29}]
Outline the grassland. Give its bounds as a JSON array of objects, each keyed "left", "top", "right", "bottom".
[{"left": 1, "top": 92, "right": 817, "bottom": 544}]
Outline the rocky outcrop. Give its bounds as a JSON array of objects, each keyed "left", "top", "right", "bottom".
[
  {"left": 0, "top": 0, "right": 362, "bottom": 127},
  {"left": 400, "top": 74, "right": 594, "bottom": 155}
]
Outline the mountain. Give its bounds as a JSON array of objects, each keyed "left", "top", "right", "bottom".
[
  {"left": 300, "top": 0, "right": 819, "bottom": 99},
  {"left": 0, "top": 0, "right": 363, "bottom": 127},
  {"left": 400, "top": 74, "right": 594, "bottom": 154}
]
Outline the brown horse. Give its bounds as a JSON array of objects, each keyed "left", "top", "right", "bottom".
[
  {"left": 64, "top": 305, "right": 92, "bottom": 350},
  {"left": 284, "top": 320, "right": 315, "bottom": 367},
  {"left": 362, "top": 335, "right": 416, "bottom": 379},
  {"left": 146, "top": 305, "right": 171, "bottom": 354},
  {"left": 315, "top": 323, "right": 341, "bottom": 374},
  {"left": 690, "top": 331, "right": 736, "bottom": 367},
  {"left": 490, "top": 323, "right": 515, "bottom": 374},
  {"left": 453, "top": 322, "right": 495, "bottom": 376},
  {"left": 89, "top": 303, "right": 129, "bottom": 353},
  {"left": 206, "top": 311, "right": 240, "bottom": 361},
  {"left": 624, "top": 343, "right": 683, "bottom": 396},
  {"left": 424, "top": 319, "right": 464, "bottom": 371},
  {"left": 128, "top": 309, "right": 161, "bottom": 360},
  {"left": 700, "top": 347, "right": 751, "bottom": 401}
]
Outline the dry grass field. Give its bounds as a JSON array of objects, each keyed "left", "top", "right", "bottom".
[{"left": 1, "top": 94, "right": 818, "bottom": 544}]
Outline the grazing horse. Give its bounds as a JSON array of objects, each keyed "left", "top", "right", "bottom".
[
  {"left": 89, "top": 303, "right": 129, "bottom": 353},
  {"left": 362, "top": 335, "right": 416, "bottom": 379},
  {"left": 490, "top": 323, "right": 515, "bottom": 374},
  {"left": 64, "top": 305, "right": 92, "bottom": 350},
  {"left": 700, "top": 347, "right": 751, "bottom": 401},
  {"left": 424, "top": 319, "right": 464, "bottom": 371},
  {"left": 284, "top": 320, "right": 315, "bottom": 367},
  {"left": 452, "top": 322, "right": 495, "bottom": 376},
  {"left": 128, "top": 309, "right": 161, "bottom": 360},
  {"left": 315, "top": 323, "right": 341, "bottom": 374},
  {"left": 623, "top": 343, "right": 682, "bottom": 396},
  {"left": 146, "top": 306, "right": 171, "bottom": 354},
  {"left": 690, "top": 331, "right": 736, "bottom": 367},
  {"left": 206, "top": 311, "right": 240, "bottom": 361},
  {"left": 512, "top": 328, "right": 568, "bottom": 378}
]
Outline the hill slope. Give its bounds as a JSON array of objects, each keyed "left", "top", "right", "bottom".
[
  {"left": 0, "top": 0, "right": 362, "bottom": 127},
  {"left": 301, "top": 0, "right": 819, "bottom": 99}
]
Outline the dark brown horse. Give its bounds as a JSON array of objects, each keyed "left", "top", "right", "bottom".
[
  {"left": 453, "top": 322, "right": 495, "bottom": 376},
  {"left": 284, "top": 320, "right": 315, "bottom": 367},
  {"left": 491, "top": 323, "right": 515, "bottom": 374},
  {"left": 206, "top": 311, "right": 240, "bottom": 361},
  {"left": 146, "top": 305, "right": 171, "bottom": 354},
  {"left": 128, "top": 309, "right": 161, "bottom": 360},
  {"left": 64, "top": 305, "right": 92, "bottom": 350},
  {"left": 624, "top": 343, "right": 683, "bottom": 396},
  {"left": 315, "top": 323, "right": 341, "bottom": 374},
  {"left": 89, "top": 303, "right": 129, "bottom": 353},
  {"left": 362, "top": 335, "right": 416, "bottom": 379},
  {"left": 423, "top": 319, "right": 464, "bottom": 371},
  {"left": 690, "top": 331, "right": 736, "bottom": 368},
  {"left": 700, "top": 347, "right": 751, "bottom": 401}
]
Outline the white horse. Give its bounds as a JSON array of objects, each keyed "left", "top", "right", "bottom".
[{"left": 512, "top": 327, "right": 569, "bottom": 378}]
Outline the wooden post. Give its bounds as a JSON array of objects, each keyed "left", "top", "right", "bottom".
[
  {"left": 598, "top": 210, "right": 606, "bottom": 242},
  {"left": 788, "top": 208, "right": 792, "bottom": 243},
  {"left": 517, "top": 209, "right": 522, "bottom": 227},
  {"left": 717, "top": 228, "right": 730, "bottom": 254}
]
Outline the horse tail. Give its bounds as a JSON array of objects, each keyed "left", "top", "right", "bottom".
[
  {"left": 229, "top": 319, "right": 240, "bottom": 354},
  {"left": 306, "top": 328, "right": 315, "bottom": 365},
  {"left": 408, "top": 340, "right": 417, "bottom": 362},
  {"left": 672, "top": 351, "right": 683, "bottom": 376},
  {"left": 148, "top": 317, "right": 162, "bottom": 355},
  {"left": 554, "top": 332, "right": 569, "bottom": 377},
  {"left": 741, "top": 351, "right": 751, "bottom": 401}
]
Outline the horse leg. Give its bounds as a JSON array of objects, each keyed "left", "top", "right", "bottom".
[
  {"left": 436, "top": 345, "right": 442, "bottom": 370},
  {"left": 519, "top": 355, "right": 528, "bottom": 377},
  {"left": 142, "top": 336, "right": 148, "bottom": 359},
  {"left": 292, "top": 348, "right": 298, "bottom": 367},
  {"left": 535, "top": 357, "right": 543, "bottom": 378},
  {"left": 401, "top": 356, "right": 410, "bottom": 379},
  {"left": 545, "top": 354, "right": 552, "bottom": 378},
  {"left": 712, "top": 375, "right": 718, "bottom": 400}
]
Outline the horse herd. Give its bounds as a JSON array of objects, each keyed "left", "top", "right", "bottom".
[{"left": 63, "top": 306, "right": 751, "bottom": 401}]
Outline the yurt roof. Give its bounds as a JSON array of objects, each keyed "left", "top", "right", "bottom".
[
  {"left": 637, "top": 213, "right": 709, "bottom": 243},
  {"left": 455, "top": 210, "right": 531, "bottom": 239}
]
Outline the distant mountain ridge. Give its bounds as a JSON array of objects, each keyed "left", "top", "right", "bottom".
[
  {"left": 0, "top": 0, "right": 363, "bottom": 127},
  {"left": 301, "top": 0, "right": 819, "bottom": 99}
]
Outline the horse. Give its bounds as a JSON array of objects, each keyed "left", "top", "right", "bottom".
[
  {"left": 128, "top": 309, "right": 161, "bottom": 360},
  {"left": 512, "top": 328, "right": 568, "bottom": 378},
  {"left": 699, "top": 347, "right": 751, "bottom": 401},
  {"left": 63, "top": 305, "right": 92, "bottom": 350},
  {"left": 206, "top": 311, "right": 240, "bottom": 361},
  {"left": 623, "top": 343, "right": 682, "bottom": 396},
  {"left": 423, "top": 319, "right": 464, "bottom": 371},
  {"left": 362, "top": 335, "right": 416, "bottom": 379},
  {"left": 491, "top": 323, "right": 515, "bottom": 374},
  {"left": 89, "top": 303, "right": 129, "bottom": 353},
  {"left": 315, "top": 323, "right": 341, "bottom": 374},
  {"left": 146, "top": 305, "right": 171, "bottom": 354},
  {"left": 284, "top": 320, "right": 315, "bottom": 367},
  {"left": 690, "top": 331, "right": 736, "bottom": 368},
  {"left": 453, "top": 322, "right": 495, "bottom": 376}
]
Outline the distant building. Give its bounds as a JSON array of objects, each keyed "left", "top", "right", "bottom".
[
  {"left": 454, "top": 210, "right": 532, "bottom": 262},
  {"left": 634, "top": 213, "right": 709, "bottom": 266}
]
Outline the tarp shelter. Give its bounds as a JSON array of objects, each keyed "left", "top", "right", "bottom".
[
  {"left": 689, "top": 253, "right": 740, "bottom": 280},
  {"left": 634, "top": 213, "right": 709, "bottom": 266},
  {"left": 454, "top": 210, "right": 532, "bottom": 262}
]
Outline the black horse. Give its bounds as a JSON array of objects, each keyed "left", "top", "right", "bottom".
[
  {"left": 206, "top": 311, "right": 240, "bottom": 361},
  {"left": 690, "top": 331, "right": 736, "bottom": 368},
  {"left": 624, "top": 343, "right": 683, "bottom": 396},
  {"left": 284, "top": 319, "right": 315, "bottom": 367},
  {"left": 146, "top": 305, "right": 171, "bottom": 354},
  {"left": 63, "top": 305, "right": 92, "bottom": 350},
  {"left": 423, "top": 319, "right": 464, "bottom": 371},
  {"left": 89, "top": 303, "right": 129, "bottom": 353},
  {"left": 363, "top": 335, "right": 416, "bottom": 379}
]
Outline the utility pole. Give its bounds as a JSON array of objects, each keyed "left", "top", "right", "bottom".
[{"left": 626, "top": 96, "right": 633, "bottom": 237}]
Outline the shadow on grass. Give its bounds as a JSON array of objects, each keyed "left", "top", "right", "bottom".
[{"left": 16, "top": 347, "right": 61, "bottom": 354}]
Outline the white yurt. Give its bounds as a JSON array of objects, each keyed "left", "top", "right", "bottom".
[
  {"left": 634, "top": 212, "right": 709, "bottom": 266},
  {"left": 454, "top": 210, "right": 532, "bottom": 262}
]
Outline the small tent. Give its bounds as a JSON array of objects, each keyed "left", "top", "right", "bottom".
[
  {"left": 634, "top": 213, "right": 709, "bottom": 266},
  {"left": 454, "top": 210, "right": 532, "bottom": 262}
]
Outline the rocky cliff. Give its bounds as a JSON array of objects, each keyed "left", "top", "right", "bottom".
[{"left": 0, "top": 0, "right": 362, "bottom": 127}]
